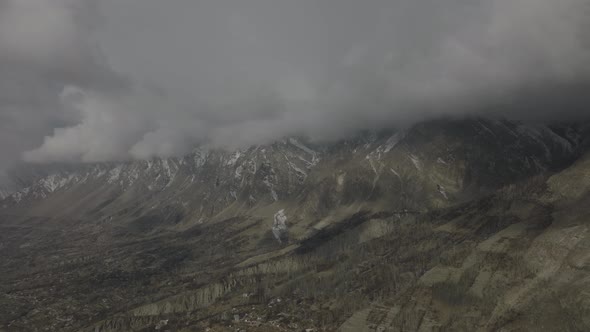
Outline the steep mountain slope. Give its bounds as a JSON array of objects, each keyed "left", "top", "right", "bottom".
[
  {"left": 2, "top": 118, "right": 581, "bottom": 220},
  {"left": 339, "top": 164, "right": 590, "bottom": 331},
  {"left": 0, "top": 118, "right": 588, "bottom": 331}
]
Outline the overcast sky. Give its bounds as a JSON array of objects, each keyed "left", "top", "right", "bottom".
[{"left": 0, "top": 0, "right": 589, "bottom": 171}]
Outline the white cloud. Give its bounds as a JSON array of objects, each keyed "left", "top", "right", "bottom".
[{"left": 0, "top": 0, "right": 587, "bottom": 166}]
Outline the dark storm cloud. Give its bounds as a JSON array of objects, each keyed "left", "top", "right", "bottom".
[{"left": 0, "top": 0, "right": 588, "bottom": 166}]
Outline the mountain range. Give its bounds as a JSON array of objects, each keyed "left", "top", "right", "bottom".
[{"left": 1, "top": 117, "right": 589, "bottom": 331}]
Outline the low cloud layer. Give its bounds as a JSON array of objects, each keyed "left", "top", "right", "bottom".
[{"left": 1, "top": 0, "right": 589, "bottom": 168}]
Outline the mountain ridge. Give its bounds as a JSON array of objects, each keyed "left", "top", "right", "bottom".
[{"left": 2, "top": 118, "right": 584, "bottom": 215}]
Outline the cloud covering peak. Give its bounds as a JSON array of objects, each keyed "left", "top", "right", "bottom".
[{"left": 1, "top": 0, "right": 589, "bottom": 168}]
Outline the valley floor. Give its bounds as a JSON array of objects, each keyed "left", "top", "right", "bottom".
[{"left": 2, "top": 178, "right": 590, "bottom": 331}]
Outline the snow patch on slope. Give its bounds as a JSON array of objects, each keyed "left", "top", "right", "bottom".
[
  {"left": 289, "top": 138, "right": 319, "bottom": 167},
  {"left": 384, "top": 132, "right": 405, "bottom": 153},
  {"left": 226, "top": 151, "right": 242, "bottom": 166},
  {"left": 235, "top": 165, "right": 244, "bottom": 180},
  {"left": 107, "top": 166, "right": 123, "bottom": 184},
  {"left": 366, "top": 131, "right": 405, "bottom": 161},
  {"left": 437, "top": 185, "right": 449, "bottom": 200},
  {"left": 409, "top": 154, "right": 422, "bottom": 171},
  {"left": 263, "top": 177, "right": 279, "bottom": 202},
  {"left": 39, "top": 174, "right": 74, "bottom": 192},
  {"left": 390, "top": 168, "right": 401, "bottom": 179},
  {"left": 289, "top": 138, "right": 315, "bottom": 156},
  {"left": 193, "top": 148, "right": 209, "bottom": 168}
]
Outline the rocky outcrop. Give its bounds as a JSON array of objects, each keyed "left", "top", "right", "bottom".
[{"left": 272, "top": 209, "right": 289, "bottom": 243}]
